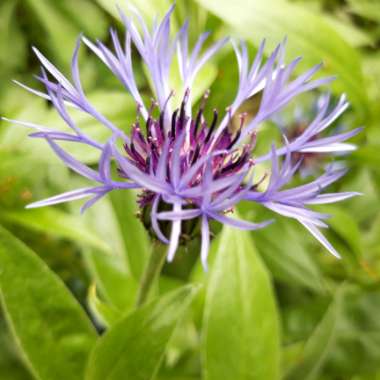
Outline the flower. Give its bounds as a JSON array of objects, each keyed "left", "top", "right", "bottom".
[
  {"left": 4, "top": 5, "right": 361, "bottom": 268},
  {"left": 271, "top": 95, "right": 357, "bottom": 177}
]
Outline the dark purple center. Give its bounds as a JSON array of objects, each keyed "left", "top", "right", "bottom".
[{"left": 119, "top": 92, "right": 256, "bottom": 208}]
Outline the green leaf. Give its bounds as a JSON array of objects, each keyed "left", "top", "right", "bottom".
[
  {"left": 252, "top": 217, "right": 324, "bottom": 292},
  {"left": 203, "top": 223, "right": 280, "bottom": 380},
  {"left": 286, "top": 286, "right": 344, "bottom": 380},
  {"left": 110, "top": 189, "right": 150, "bottom": 281},
  {"left": 0, "top": 225, "right": 97, "bottom": 380},
  {"left": 195, "top": 0, "right": 369, "bottom": 120},
  {"left": 85, "top": 285, "right": 199, "bottom": 380},
  {"left": 80, "top": 197, "right": 138, "bottom": 312},
  {"left": 83, "top": 247, "right": 137, "bottom": 312},
  {"left": 0, "top": 317, "right": 33, "bottom": 380},
  {"left": 323, "top": 205, "right": 363, "bottom": 260},
  {"left": 87, "top": 284, "right": 123, "bottom": 327},
  {"left": 1, "top": 208, "right": 112, "bottom": 254}
]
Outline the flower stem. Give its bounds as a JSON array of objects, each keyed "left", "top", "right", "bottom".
[{"left": 135, "top": 242, "right": 167, "bottom": 307}]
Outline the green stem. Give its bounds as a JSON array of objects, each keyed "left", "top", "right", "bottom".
[{"left": 135, "top": 242, "right": 167, "bottom": 307}]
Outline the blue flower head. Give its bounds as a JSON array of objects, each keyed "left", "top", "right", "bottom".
[{"left": 5, "top": 5, "right": 361, "bottom": 268}]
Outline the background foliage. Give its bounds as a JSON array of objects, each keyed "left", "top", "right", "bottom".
[{"left": 0, "top": 0, "right": 379, "bottom": 379}]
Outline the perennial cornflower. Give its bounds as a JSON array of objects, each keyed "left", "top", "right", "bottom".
[
  {"left": 5, "top": 5, "right": 361, "bottom": 268},
  {"left": 271, "top": 95, "right": 356, "bottom": 177}
]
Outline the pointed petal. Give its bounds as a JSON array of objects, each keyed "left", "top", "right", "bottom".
[
  {"left": 26, "top": 187, "right": 102, "bottom": 208},
  {"left": 208, "top": 211, "right": 273, "bottom": 230},
  {"left": 80, "top": 190, "right": 110, "bottom": 213},
  {"left": 200, "top": 215, "right": 210, "bottom": 270},
  {"left": 46, "top": 138, "right": 101, "bottom": 181},
  {"left": 157, "top": 208, "right": 201, "bottom": 221},
  {"left": 299, "top": 220, "right": 340, "bottom": 258},
  {"left": 167, "top": 202, "right": 182, "bottom": 262},
  {"left": 151, "top": 195, "right": 169, "bottom": 244},
  {"left": 305, "top": 192, "right": 361, "bottom": 205}
]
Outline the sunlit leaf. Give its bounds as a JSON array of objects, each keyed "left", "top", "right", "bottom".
[
  {"left": 80, "top": 197, "right": 138, "bottom": 312},
  {"left": 203, "top": 222, "right": 280, "bottom": 380},
  {"left": 110, "top": 189, "right": 150, "bottom": 281},
  {"left": 0, "top": 225, "right": 97, "bottom": 380},
  {"left": 84, "top": 247, "right": 137, "bottom": 313},
  {"left": 1, "top": 208, "right": 112, "bottom": 254},
  {"left": 85, "top": 285, "right": 199, "bottom": 380}
]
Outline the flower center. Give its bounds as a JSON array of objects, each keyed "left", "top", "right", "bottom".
[{"left": 119, "top": 91, "right": 256, "bottom": 209}]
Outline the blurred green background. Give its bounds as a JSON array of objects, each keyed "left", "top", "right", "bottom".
[{"left": 0, "top": 0, "right": 380, "bottom": 379}]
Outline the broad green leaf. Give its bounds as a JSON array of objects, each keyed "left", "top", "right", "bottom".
[
  {"left": 85, "top": 285, "right": 199, "bottom": 380},
  {"left": 0, "top": 225, "right": 97, "bottom": 380},
  {"left": 203, "top": 223, "right": 280, "bottom": 380},
  {"left": 286, "top": 286, "right": 344, "bottom": 380},
  {"left": 1, "top": 208, "right": 112, "bottom": 254},
  {"left": 84, "top": 247, "right": 137, "bottom": 312},
  {"left": 195, "top": 0, "right": 369, "bottom": 120},
  {"left": 110, "top": 189, "right": 150, "bottom": 280},
  {"left": 80, "top": 197, "right": 138, "bottom": 312},
  {"left": 1, "top": 194, "right": 137, "bottom": 313}
]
